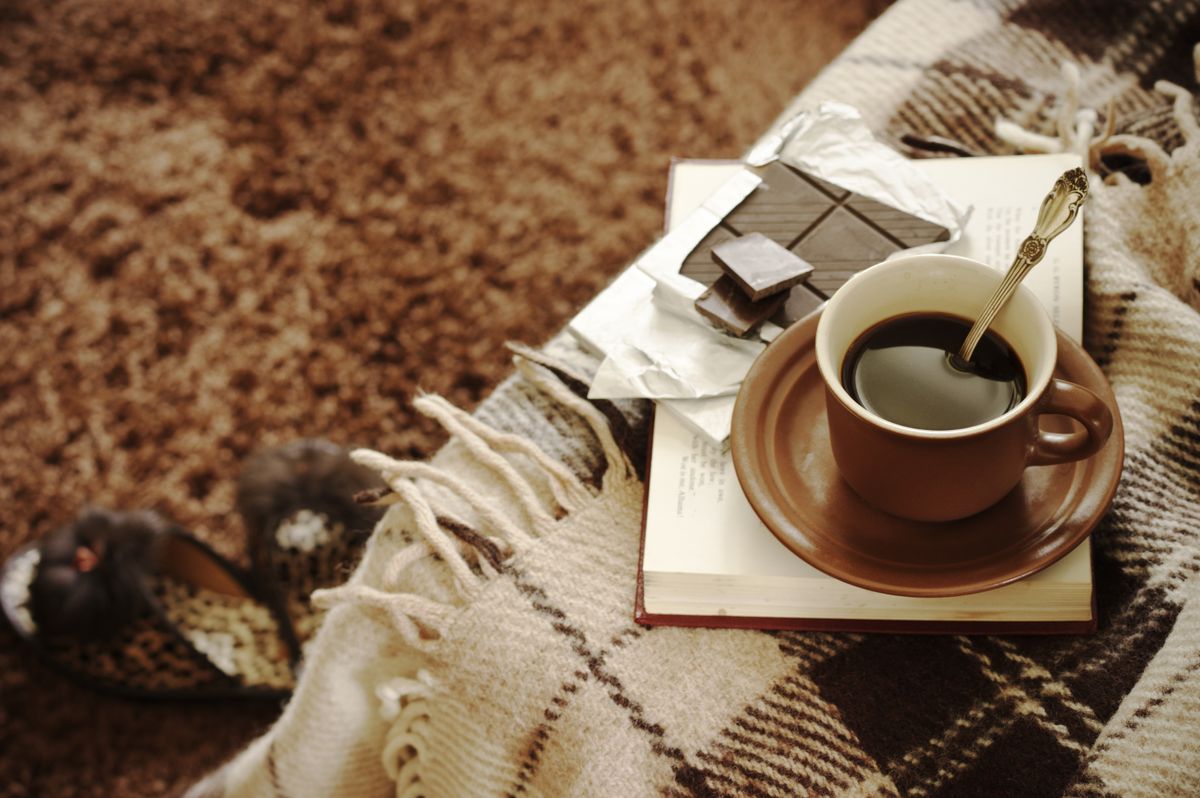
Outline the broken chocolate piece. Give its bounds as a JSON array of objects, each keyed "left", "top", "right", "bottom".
[
  {"left": 679, "top": 161, "right": 951, "bottom": 306},
  {"left": 711, "top": 232, "right": 814, "bottom": 302},
  {"left": 694, "top": 275, "right": 787, "bottom": 337}
]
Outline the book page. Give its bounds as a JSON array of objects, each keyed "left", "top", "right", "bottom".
[
  {"left": 663, "top": 159, "right": 744, "bottom": 229},
  {"left": 916, "top": 153, "right": 1083, "bottom": 342},
  {"left": 643, "top": 406, "right": 829, "bottom": 578}
]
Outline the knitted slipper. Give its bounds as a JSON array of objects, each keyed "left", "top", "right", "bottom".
[
  {"left": 1, "top": 508, "right": 295, "bottom": 700},
  {"left": 236, "top": 439, "right": 385, "bottom": 650}
]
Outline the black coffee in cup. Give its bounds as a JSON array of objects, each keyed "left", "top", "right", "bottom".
[{"left": 841, "top": 312, "right": 1026, "bottom": 430}]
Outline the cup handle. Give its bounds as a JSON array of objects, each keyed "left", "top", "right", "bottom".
[{"left": 1028, "top": 378, "right": 1114, "bottom": 466}]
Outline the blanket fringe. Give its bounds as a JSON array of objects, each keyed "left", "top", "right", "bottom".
[
  {"left": 366, "top": 459, "right": 534, "bottom": 552},
  {"left": 1098, "top": 80, "right": 1189, "bottom": 180},
  {"left": 309, "top": 351, "right": 637, "bottom": 797},
  {"left": 378, "top": 670, "right": 436, "bottom": 794},
  {"left": 515, "top": 357, "right": 635, "bottom": 491},
  {"left": 1096, "top": 78, "right": 1198, "bottom": 189},
  {"left": 997, "top": 51, "right": 1200, "bottom": 187},
  {"left": 417, "top": 394, "right": 593, "bottom": 515},
  {"left": 994, "top": 61, "right": 1115, "bottom": 167}
]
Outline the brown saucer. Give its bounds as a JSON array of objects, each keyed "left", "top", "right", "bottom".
[{"left": 730, "top": 311, "right": 1125, "bottom": 597}]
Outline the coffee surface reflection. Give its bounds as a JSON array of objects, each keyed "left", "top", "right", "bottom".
[{"left": 841, "top": 312, "right": 1026, "bottom": 430}]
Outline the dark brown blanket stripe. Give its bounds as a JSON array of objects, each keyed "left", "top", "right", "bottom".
[
  {"left": 504, "top": 565, "right": 686, "bottom": 795},
  {"left": 1090, "top": 291, "right": 1137, "bottom": 369},
  {"left": 1009, "top": 0, "right": 1200, "bottom": 87}
]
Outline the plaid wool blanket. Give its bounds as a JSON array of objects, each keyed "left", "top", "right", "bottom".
[{"left": 191, "top": 1, "right": 1200, "bottom": 796}]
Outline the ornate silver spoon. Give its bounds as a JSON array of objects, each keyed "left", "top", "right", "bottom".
[{"left": 956, "top": 167, "right": 1090, "bottom": 363}]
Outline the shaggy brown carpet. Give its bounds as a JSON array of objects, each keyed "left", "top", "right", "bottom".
[{"left": 0, "top": 1, "right": 890, "bottom": 795}]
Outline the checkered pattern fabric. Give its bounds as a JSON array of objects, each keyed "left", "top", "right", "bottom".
[{"left": 189, "top": 1, "right": 1200, "bottom": 796}]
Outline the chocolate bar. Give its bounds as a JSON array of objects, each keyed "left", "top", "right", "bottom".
[
  {"left": 723, "top": 162, "right": 844, "bottom": 248},
  {"left": 694, "top": 275, "right": 787, "bottom": 337},
  {"left": 711, "top": 232, "right": 813, "bottom": 302},
  {"left": 680, "top": 161, "right": 950, "bottom": 326},
  {"left": 772, "top": 281, "right": 825, "bottom": 326},
  {"left": 680, "top": 226, "right": 738, "bottom": 286}
]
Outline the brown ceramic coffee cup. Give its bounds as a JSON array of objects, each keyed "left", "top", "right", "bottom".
[{"left": 814, "top": 254, "right": 1113, "bottom": 522}]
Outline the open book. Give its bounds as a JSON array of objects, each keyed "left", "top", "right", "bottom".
[{"left": 632, "top": 153, "right": 1094, "bottom": 633}]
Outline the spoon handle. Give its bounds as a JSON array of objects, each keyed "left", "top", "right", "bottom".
[{"left": 957, "top": 167, "right": 1090, "bottom": 362}]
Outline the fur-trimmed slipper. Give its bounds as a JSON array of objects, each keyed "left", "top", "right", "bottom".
[
  {"left": 1, "top": 508, "right": 296, "bottom": 700},
  {"left": 235, "top": 439, "right": 385, "bottom": 650}
]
